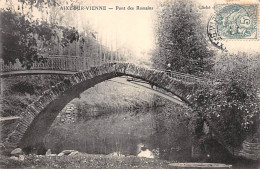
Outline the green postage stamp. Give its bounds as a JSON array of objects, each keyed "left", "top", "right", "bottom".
[{"left": 214, "top": 4, "right": 258, "bottom": 39}]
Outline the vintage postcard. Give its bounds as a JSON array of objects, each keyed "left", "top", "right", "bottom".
[{"left": 0, "top": 0, "right": 259, "bottom": 169}]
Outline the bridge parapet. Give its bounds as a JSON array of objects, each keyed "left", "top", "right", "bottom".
[
  {"left": 114, "top": 63, "right": 210, "bottom": 85},
  {"left": 0, "top": 57, "right": 213, "bottom": 86}
]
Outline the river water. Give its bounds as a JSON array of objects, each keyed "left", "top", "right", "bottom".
[
  {"left": 43, "top": 78, "right": 198, "bottom": 162},
  {"left": 43, "top": 103, "right": 259, "bottom": 168},
  {"left": 42, "top": 78, "right": 258, "bottom": 168},
  {"left": 44, "top": 106, "right": 195, "bottom": 162}
]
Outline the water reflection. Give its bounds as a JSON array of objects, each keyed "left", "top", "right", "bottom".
[
  {"left": 137, "top": 144, "right": 155, "bottom": 158},
  {"left": 44, "top": 107, "right": 193, "bottom": 162}
]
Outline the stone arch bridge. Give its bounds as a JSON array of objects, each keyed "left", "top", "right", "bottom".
[
  {"left": 1, "top": 60, "right": 259, "bottom": 160},
  {"left": 3, "top": 62, "right": 207, "bottom": 146}
]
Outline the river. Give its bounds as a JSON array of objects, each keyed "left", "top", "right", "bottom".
[
  {"left": 42, "top": 78, "right": 258, "bottom": 168},
  {"left": 44, "top": 107, "right": 193, "bottom": 162}
]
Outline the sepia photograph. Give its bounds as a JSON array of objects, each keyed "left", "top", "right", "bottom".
[{"left": 0, "top": 0, "right": 259, "bottom": 169}]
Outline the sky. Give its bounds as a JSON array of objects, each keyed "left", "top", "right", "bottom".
[
  {"left": 1, "top": 0, "right": 260, "bottom": 58},
  {"left": 58, "top": 0, "right": 260, "bottom": 56},
  {"left": 1, "top": 0, "right": 157, "bottom": 59},
  {"left": 75, "top": 0, "right": 157, "bottom": 58}
]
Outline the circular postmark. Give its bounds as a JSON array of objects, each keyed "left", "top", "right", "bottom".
[{"left": 207, "top": 14, "right": 227, "bottom": 51}]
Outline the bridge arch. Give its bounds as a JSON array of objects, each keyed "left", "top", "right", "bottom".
[{"left": 5, "top": 63, "right": 201, "bottom": 150}]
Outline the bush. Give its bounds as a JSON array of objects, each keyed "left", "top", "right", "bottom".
[
  {"left": 193, "top": 54, "right": 260, "bottom": 147},
  {"left": 10, "top": 81, "right": 35, "bottom": 95}
]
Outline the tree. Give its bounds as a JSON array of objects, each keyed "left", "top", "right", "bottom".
[
  {"left": 1, "top": 9, "right": 38, "bottom": 68},
  {"left": 153, "top": 0, "right": 215, "bottom": 75},
  {"left": 1, "top": 8, "right": 99, "bottom": 66}
]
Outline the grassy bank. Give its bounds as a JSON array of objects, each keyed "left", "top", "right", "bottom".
[
  {"left": 0, "top": 75, "right": 66, "bottom": 142},
  {"left": 1, "top": 75, "right": 66, "bottom": 117},
  {"left": 0, "top": 153, "right": 171, "bottom": 169}
]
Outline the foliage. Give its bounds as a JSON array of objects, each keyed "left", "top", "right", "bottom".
[
  {"left": 1, "top": 9, "right": 38, "bottom": 67},
  {"left": 0, "top": 9, "right": 90, "bottom": 67},
  {"left": 153, "top": 0, "right": 215, "bottom": 75},
  {"left": 0, "top": 153, "right": 171, "bottom": 169},
  {"left": 1, "top": 75, "right": 65, "bottom": 117},
  {"left": 193, "top": 54, "right": 260, "bottom": 147},
  {"left": 10, "top": 81, "right": 35, "bottom": 95},
  {"left": 1, "top": 0, "right": 113, "bottom": 68}
]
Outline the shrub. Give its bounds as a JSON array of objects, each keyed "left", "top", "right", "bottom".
[{"left": 193, "top": 54, "right": 260, "bottom": 147}]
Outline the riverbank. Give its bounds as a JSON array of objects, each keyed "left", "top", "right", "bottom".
[
  {"left": 1, "top": 147, "right": 258, "bottom": 169},
  {"left": 0, "top": 75, "right": 66, "bottom": 142},
  {"left": 0, "top": 152, "right": 171, "bottom": 169}
]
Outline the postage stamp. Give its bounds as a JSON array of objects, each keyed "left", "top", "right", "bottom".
[{"left": 214, "top": 4, "right": 258, "bottom": 39}]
